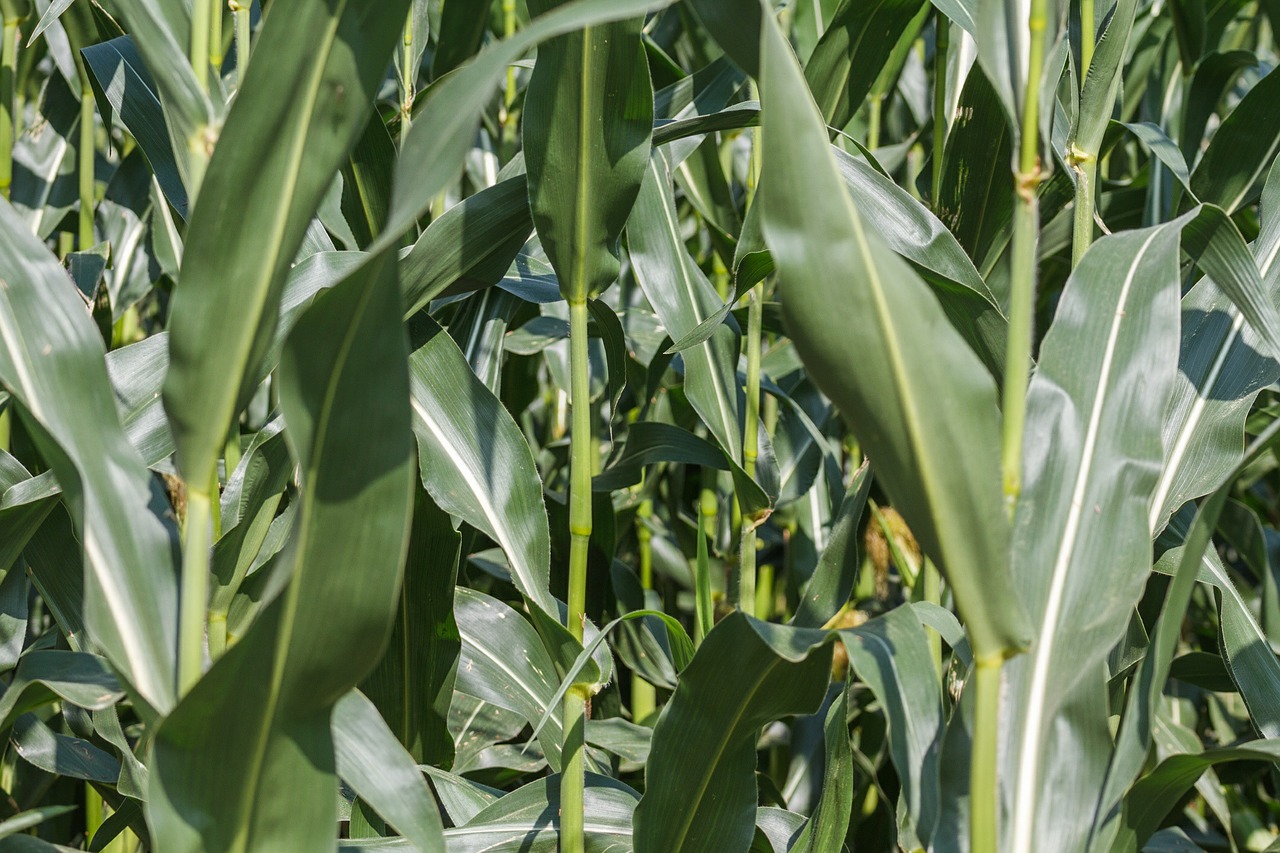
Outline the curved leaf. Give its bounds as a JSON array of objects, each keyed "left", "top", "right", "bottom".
[{"left": 756, "top": 15, "right": 1029, "bottom": 660}]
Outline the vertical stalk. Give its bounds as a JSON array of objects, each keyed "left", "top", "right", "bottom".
[
  {"left": 178, "top": 488, "right": 213, "bottom": 695},
  {"left": 501, "top": 0, "right": 517, "bottom": 153},
  {"left": 560, "top": 298, "right": 593, "bottom": 853},
  {"left": 923, "top": 558, "right": 943, "bottom": 683},
  {"left": 1070, "top": 148, "right": 1096, "bottom": 267},
  {"left": 191, "top": 0, "right": 211, "bottom": 92},
  {"left": 631, "top": 494, "right": 656, "bottom": 722},
  {"left": 971, "top": 656, "right": 1003, "bottom": 853},
  {"left": 0, "top": 16, "right": 18, "bottom": 201},
  {"left": 694, "top": 481, "right": 716, "bottom": 643},
  {"left": 932, "top": 14, "right": 949, "bottom": 209},
  {"left": 867, "top": 97, "right": 882, "bottom": 150},
  {"left": 1080, "top": 0, "right": 1096, "bottom": 77},
  {"left": 740, "top": 286, "right": 763, "bottom": 618},
  {"left": 232, "top": 0, "right": 250, "bottom": 86},
  {"left": 209, "top": 0, "right": 223, "bottom": 79},
  {"left": 399, "top": 12, "right": 414, "bottom": 149},
  {"left": 77, "top": 77, "right": 93, "bottom": 250},
  {"left": 1000, "top": 0, "right": 1049, "bottom": 515}
]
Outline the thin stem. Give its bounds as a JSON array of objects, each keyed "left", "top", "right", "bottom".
[
  {"left": 77, "top": 79, "right": 93, "bottom": 250},
  {"left": 1080, "top": 0, "right": 1096, "bottom": 78},
  {"left": 695, "top": 482, "right": 716, "bottom": 644},
  {"left": 923, "top": 558, "right": 943, "bottom": 683},
  {"left": 0, "top": 18, "right": 18, "bottom": 201},
  {"left": 560, "top": 298, "right": 593, "bottom": 853},
  {"left": 232, "top": 0, "right": 251, "bottom": 86},
  {"left": 0, "top": 407, "right": 9, "bottom": 453},
  {"left": 971, "top": 656, "right": 1003, "bottom": 853},
  {"left": 740, "top": 286, "right": 763, "bottom": 618},
  {"left": 399, "top": 11, "right": 414, "bottom": 149},
  {"left": 1000, "top": 0, "right": 1049, "bottom": 516},
  {"left": 179, "top": 488, "right": 213, "bottom": 695},
  {"left": 932, "top": 14, "right": 949, "bottom": 209},
  {"left": 191, "top": 0, "right": 211, "bottom": 92},
  {"left": 867, "top": 96, "right": 882, "bottom": 150},
  {"left": 1070, "top": 148, "right": 1097, "bottom": 267},
  {"left": 209, "top": 0, "right": 223, "bottom": 78},
  {"left": 631, "top": 495, "right": 655, "bottom": 723}
]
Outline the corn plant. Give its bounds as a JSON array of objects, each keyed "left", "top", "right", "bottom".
[{"left": 2, "top": 0, "right": 1280, "bottom": 850}]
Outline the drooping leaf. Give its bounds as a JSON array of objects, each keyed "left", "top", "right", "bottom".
[
  {"left": 756, "top": 13, "right": 1030, "bottom": 661},
  {"left": 0, "top": 199, "right": 177, "bottom": 712}
]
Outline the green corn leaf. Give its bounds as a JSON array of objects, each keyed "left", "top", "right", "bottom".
[
  {"left": 163, "top": 0, "right": 411, "bottom": 492},
  {"left": 1190, "top": 65, "right": 1280, "bottom": 213},
  {"left": 332, "top": 690, "right": 446, "bottom": 853},
  {"left": 523, "top": 1, "right": 651, "bottom": 303},
  {"left": 147, "top": 247, "right": 415, "bottom": 852},
  {"left": 0, "top": 199, "right": 177, "bottom": 713},
  {"left": 756, "top": 11, "right": 1030, "bottom": 661},
  {"left": 804, "top": 0, "right": 930, "bottom": 129},
  {"left": 408, "top": 331, "right": 555, "bottom": 617}
]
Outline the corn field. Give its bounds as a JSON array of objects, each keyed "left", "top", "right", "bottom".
[{"left": 0, "top": 0, "right": 1279, "bottom": 850}]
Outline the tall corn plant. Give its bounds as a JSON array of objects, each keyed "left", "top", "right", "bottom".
[{"left": 1, "top": 0, "right": 1280, "bottom": 851}]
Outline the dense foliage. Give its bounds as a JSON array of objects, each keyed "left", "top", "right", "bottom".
[{"left": 1, "top": 0, "right": 1280, "bottom": 850}]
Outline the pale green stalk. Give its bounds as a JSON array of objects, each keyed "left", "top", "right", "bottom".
[
  {"left": 740, "top": 286, "right": 762, "bottom": 618},
  {"left": 0, "top": 16, "right": 17, "bottom": 201},
  {"left": 1070, "top": 148, "right": 1096, "bottom": 267},
  {"left": 971, "top": 657, "right": 1003, "bottom": 853},
  {"left": 77, "top": 76, "right": 93, "bottom": 250},
  {"left": 1000, "top": 0, "right": 1050, "bottom": 514},
  {"left": 209, "top": 0, "right": 223, "bottom": 78},
  {"left": 399, "top": 11, "right": 414, "bottom": 149},
  {"left": 867, "top": 97, "right": 882, "bottom": 150},
  {"left": 754, "top": 562, "right": 773, "bottom": 620},
  {"left": 923, "top": 558, "right": 942, "bottom": 683},
  {"left": 695, "top": 483, "right": 716, "bottom": 643},
  {"left": 179, "top": 488, "right": 214, "bottom": 695},
  {"left": 191, "top": 0, "right": 211, "bottom": 92},
  {"left": 502, "top": 0, "right": 517, "bottom": 152},
  {"left": 932, "top": 14, "right": 949, "bottom": 208},
  {"left": 1080, "top": 0, "right": 1095, "bottom": 76},
  {"left": 561, "top": 298, "right": 593, "bottom": 853},
  {"left": 231, "top": 0, "right": 250, "bottom": 85},
  {"left": 631, "top": 493, "right": 656, "bottom": 722}
]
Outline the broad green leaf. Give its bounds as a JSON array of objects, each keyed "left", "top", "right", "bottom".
[
  {"left": 332, "top": 691, "right": 446, "bottom": 853},
  {"left": 81, "top": 35, "right": 188, "bottom": 216},
  {"left": 790, "top": 688, "right": 853, "bottom": 853},
  {"left": 633, "top": 614, "right": 833, "bottom": 853},
  {"left": 400, "top": 176, "right": 532, "bottom": 316},
  {"left": 385, "top": 0, "right": 676, "bottom": 254},
  {"left": 408, "top": 331, "right": 555, "bottom": 617},
  {"left": 1092, "top": 419, "right": 1280, "bottom": 849},
  {"left": 1004, "top": 218, "right": 1190, "bottom": 853},
  {"left": 1151, "top": 160, "right": 1280, "bottom": 530},
  {"left": 453, "top": 587, "right": 566, "bottom": 769},
  {"left": 360, "top": 486, "right": 461, "bottom": 767},
  {"left": 163, "top": 0, "right": 411, "bottom": 492},
  {"left": 0, "top": 650, "right": 122, "bottom": 731},
  {"left": 790, "top": 461, "right": 871, "bottom": 629},
  {"left": 440, "top": 774, "right": 638, "bottom": 853},
  {"left": 1190, "top": 65, "right": 1280, "bottom": 213},
  {"left": 842, "top": 606, "right": 947, "bottom": 845},
  {"left": 13, "top": 714, "right": 119, "bottom": 783},
  {"left": 629, "top": 153, "right": 745, "bottom": 468},
  {"left": 431, "top": 0, "right": 488, "bottom": 78},
  {"left": 105, "top": 0, "right": 211, "bottom": 194},
  {"left": 148, "top": 249, "right": 415, "bottom": 852},
  {"left": 523, "top": 1, "right": 651, "bottom": 303},
  {"left": 804, "top": 0, "right": 930, "bottom": 129},
  {"left": 0, "top": 199, "right": 177, "bottom": 712},
  {"left": 1182, "top": 50, "right": 1257, "bottom": 163},
  {"left": 1116, "top": 739, "right": 1280, "bottom": 849},
  {"left": 0, "top": 807, "right": 77, "bottom": 842},
  {"left": 756, "top": 14, "right": 1029, "bottom": 660}
]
